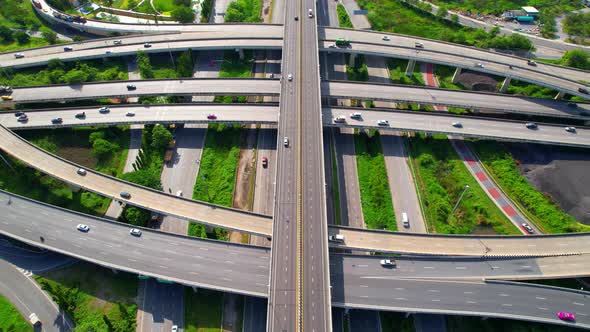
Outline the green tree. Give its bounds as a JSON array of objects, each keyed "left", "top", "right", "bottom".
[
  {"left": 92, "top": 138, "right": 118, "bottom": 158},
  {"left": 41, "top": 30, "right": 58, "bottom": 44},
  {"left": 176, "top": 49, "right": 194, "bottom": 77},
  {"left": 120, "top": 206, "right": 150, "bottom": 226},
  {"left": 136, "top": 51, "right": 154, "bottom": 79},
  {"left": 174, "top": 0, "right": 191, "bottom": 6},
  {"left": 171, "top": 6, "right": 195, "bottom": 23},
  {"left": 200, "top": 0, "right": 212, "bottom": 21},
  {"left": 560, "top": 49, "right": 590, "bottom": 70},
  {"left": 436, "top": 6, "right": 448, "bottom": 18},
  {"left": 0, "top": 24, "right": 13, "bottom": 42},
  {"left": 47, "top": 58, "right": 64, "bottom": 70},
  {"left": 150, "top": 124, "right": 173, "bottom": 150},
  {"left": 13, "top": 31, "right": 30, "bottom": 45},
  {"left": 120, "top": 169, "right": 162, "bottom": 190},
  {"left": 450, "top": 14, "right": 459, "bottom": 24},
  {"left": 63, "top": 69, "right": 89, "bottom": 84}
]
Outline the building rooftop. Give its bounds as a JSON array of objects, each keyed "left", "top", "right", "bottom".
[{"left": 521, "top": 6, "right": 539, "bottom": 14}]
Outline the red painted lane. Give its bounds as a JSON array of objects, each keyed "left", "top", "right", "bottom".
[
  {"left": 475, "top": 172, "right": 487, "bottom": 181},
  {"left": 502, "top": 205, "right": 518, "bottom": 217},
  {"left": 488, "top": 188, "right": 501, "bottom": 199}
]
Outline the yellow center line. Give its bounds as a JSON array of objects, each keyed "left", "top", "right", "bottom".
[{"left": 295, "top": 0, "right": 304, "bottom": 330}]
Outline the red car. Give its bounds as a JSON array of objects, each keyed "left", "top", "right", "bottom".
[
  {"left": 207, "top": 114, "right": 217, "bottom": 120},
  {"left": 557, "top": 312, "right": 575, "bottom": 322},
  {"left": 262, "top": 156, "right": 268, "bottom": 168}
]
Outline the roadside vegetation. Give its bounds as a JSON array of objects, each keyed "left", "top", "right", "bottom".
[
  {"left": 469, "top": 140, "right": 590, "bottom": 233},
  {"left": 190, "top": 123, "right": 243, "bottom": 240},
  {"left": 538, "top": 49, "right": 590, "bottom": 71},
  {"left": 0, "top": 58, "right": 128, "bottom": 87},
  {"left": 380, "top": 312, "right": 415, "bottom": 332},
  {"left": 354, "top": 130, "right": 397, "bottom": 230},
  {"left": 336, "top": 4, "right": 353, "bottom": 28},
  {"left": 387, "top": 58, "right": 424, "bottom": 86},
  {"left": 224, "top": 0, "right": 262, "bottom": 22},
  {"left": 346, "top": 54, "right": 369, "bottom": 81},
  {"left": 505, "top": 79, "right": 558, "bottom": 99},
  {"left": 34, "top": 262, "right": 138, "bottom": 332},
  {"left": 136, "top": 50, "right": 195, "bottom": 79},
  {"left": 184, "top": 288, "right": 223, "bottom": 332},
  {"left": 408, "top": 134, "right": 518, "bottom": 234},
  {"left": 200, "top": 0, "right": 213, "bottom": 22},
  {"left": 0, "top": 127, "right": 129, "bottom": 216},
  {"left": 214, "top": 50, "right": 253, "bottom": 103},
  {"left": 0, "top": 294, "right": 32, "bottom": 332},
  {"left": 118, "top": 124, "right": 172, "bottom": 227},
  {"left": 356, "top": 0, "right": 533, "bottom": 50},
  {"left": 563, "top": 11, "right": 590, "bottom": 42}
]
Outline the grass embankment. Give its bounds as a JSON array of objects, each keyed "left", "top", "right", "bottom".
[
  {"left": 336, "top": 4, "right": 353, "bottom": 28},
  {"left": 0, "top": 58, "right": 128, "bottom": 87},
  {"left": 469, "top": 140, "right": 590, "bottom": 233},
  {"left": 214, "top": 50, "right": 253, "bottom": 103},
  {"left": 354, "top": 130, "right": 396, "bottom": 230},
  {"left": 0, "top": 36, "right": 61, "bottom": 53},
  {"left": 505, "top": 79, "right": 559, "bottom": 99},
  {"left": 380, "top": 312, "right": 415, "bottom": 332},
  {"left": 0, "top": 294, "right": 32, "bottom": 332},
  {"left": 184, "top": 288, "right": 223, "bottom": 332},
  {"left": 408, "top": 134, "right": 519, "bottom": 234},
  {"left": 356, "top": 0, "right": 533, "bottom": 50},
  {"left": 0, "top": 127, "right": 129, "bottom": 216},
  {"left": 190, "top": 124, "right": 243, "bottom": 240},
  {"left": 447, "top": 315, "right": 581, "bottom": 332},
  {"left": 34, "top": 262, "right": 138, "bottom": 331},
  {"left": 387, "top": 58, "right": 424, "bottom": 86},
  {"left": 346, "top": 54, "right": 369, "bottom": 82},
  {"left": 433, "top": 64, "right": 471, "bottom": 114}
]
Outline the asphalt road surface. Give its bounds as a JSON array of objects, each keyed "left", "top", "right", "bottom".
[
  {"left": 136, "top": 279, "right": 184, "bottom": 332},
  {"left": 333, "top": 128, "right": 364, "bottom": 229}
]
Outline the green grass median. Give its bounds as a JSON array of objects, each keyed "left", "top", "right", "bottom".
[
  {"left": 184, "top": 288, "right": 223, "bottom": 332},
  {"left": 408, "top": 134, "right": 518, "bottom": 234},
  {"left": 355, "top": 130, "right": 396, "bottom": 230},
  {"left": 0, "top": 294, "right": 32, "bottom": 332}
]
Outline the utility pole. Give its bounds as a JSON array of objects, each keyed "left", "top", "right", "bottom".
[{"left": 447, "top": 184, "right": 470, "bottom": 222}]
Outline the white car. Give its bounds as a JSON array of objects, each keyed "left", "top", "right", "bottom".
[
  {"left": 176, "top": 190, "right": 183, "bottom": 197},
  {"left": 283, "top": 137, "right": 289, "bottom": 147},
  {"left": 171, "top": 325, "right": 178, "bottom": 332},
  {"left": 287, "top": 74, "right": 293, "bottom": 81},
  {"left": 380, "top": 259, "right": 396, "bottom": 267},
  {"left": 382, "top": 36, "right": 390, "bottom": 41},
  {"left": 14, "top": 53, "right": 24, "bottom": 58},
  {"left": 565, "top": 126, "right": 577, "bottom": 133},
  {"left": 129, "top": 228, "right": 142, "bottom": 237},
  {"left": 414, "top": 42, "right": 424, "bottom": 48},
  {"left": 475, "top": 63, "right": 485, "bottom": 68},
  {"left": 99, "top": 107, "right": 110, "bottom": 114},
  {"left": 77, "top": 224, "right": 90, "bottom": 232},
  {"left": 377, "top": 120, "right": 389, "bottom": 126},
  {"left": 452, "top": 122, "right": 463, "bottom": 128}
]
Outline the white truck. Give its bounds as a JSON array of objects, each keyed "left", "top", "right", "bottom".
[
  {"left": 328, "top": 234, "right": 345, "bottom": 243},
  {"left": 29, "top": 313, "right": 41, "bottom": 327}
]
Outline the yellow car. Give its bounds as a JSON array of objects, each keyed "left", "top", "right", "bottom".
[{"left": 1, "top": 95, "right": 13, "bottom": 100}]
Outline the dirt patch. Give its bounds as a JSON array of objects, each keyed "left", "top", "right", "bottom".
[
  {"left": 456, "top": 72, "right": 499, "bottom": 92},
  {"left": 509, "top": 143, "right": 590, "bottom": 224},
  {"left": 58, "top": 147, "right": 97, "bottom": 169}
]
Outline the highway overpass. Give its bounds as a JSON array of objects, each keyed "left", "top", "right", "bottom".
[
  {"left": 2, "top": 191, "right": 590, "bottom": 329},
  {"left": 3, "top": 104, "right": 590, "bottom": 147}
]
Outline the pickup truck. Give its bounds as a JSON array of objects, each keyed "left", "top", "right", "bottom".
[{"left": 328, "top": 234, "right": 344, "bottom": 243}]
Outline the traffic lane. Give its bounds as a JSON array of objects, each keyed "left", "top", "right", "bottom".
[
  {"left": 302, "top": 0, "right": 332, "bottom": 329},
  {"left": 8, "top": 79, "right": 280, "bottom": 103},
  {"left": 138, "top": 279, "right": 184, "bottom": 332},
  {"left": 324, "top": 108, "right": 590, "bottom": 147},
  {"left": 0, "top": 237, "right": 75, "bottom": 273},
  {"left": 4, "top": 39, "right": 282, "bottom": 69},
  {"left": 0, "top": 125, "right": 272, "bottom": 236},
  {"left": 1, "top": 104, "right": 278, "bottom": 129},
  {"left": 0, "top": 193, "right": 270, "bottom": 297},
  {"left": 320, "top": 28, "right": 590, "bottom": 85},
  {"left": 323, "top": 81, "right": 590, "bottom": 118},
  {"left": 334, "top": 278, "right": 590, "bottom": 329},
  {"left": 0, "top": 259, "right": 73, "bottom": 332},
  {"left": 349, "top": 309, "right": 381, "bottom": 332},
  {"left": 332, "top": 254, "right": 590, "bottom": 280},
  {"left": 243, "top": 297, "right": 267, "bottom": 332}
]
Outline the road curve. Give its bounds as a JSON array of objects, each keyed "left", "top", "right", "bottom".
[
  {"left": 2, "top": 192, "right": 590, "bottom": 329},
  {"left": 0, "top": 124, "right": 273, "bottom": 235}
]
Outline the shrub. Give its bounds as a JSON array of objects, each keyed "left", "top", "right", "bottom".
[
  {"left": 41, "top": 30, "right": 58, "bottom": 44},
  {"left": 91, "top": 138, "right": 118, "bottom": 158},
  {"left": 13, "top": 31, "right": 30, "bottom": 45},
  {"left": 171, "top": 6, "right": 195, "bottom": 23},
  {"left": 150, "top": 124, "right": 173, "bottom": 151}
]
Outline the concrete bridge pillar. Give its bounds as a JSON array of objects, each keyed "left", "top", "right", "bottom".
[
  {"left": 499, "top": 77, "right": 512, "bottom": 93},
  {"left": 236, "top": 48, "right": 244, "bottom": 60},
  {"left": 555, "top": 90, "right": 566, "bottom": 100},
  {"left": 405, "top": 59, "right": 416, "bottom": 77},
  {"left": 348, "top": 53, "right": 358, "bottom": 67},
  {"left": 451, "top": 67, "right": 462, "bottom": 83}
]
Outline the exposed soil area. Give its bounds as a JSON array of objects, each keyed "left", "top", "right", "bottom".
[
  {"left": 456, "top": 72, "right": 499, "bottom": 92},
  {"left": 509, "top": 143, "right": 590, "bottom": 224}
]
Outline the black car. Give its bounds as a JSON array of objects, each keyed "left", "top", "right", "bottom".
[
  {"left": 75, "top": 112, "right": 86, "bottom": 118},
  {"left": 14, "top": 111, "right": 24, "bottom": 117},
  {"left": 51, "top": 117, "right": 63, "bottom": 124},
  {"left": 127, "top": 84, "right": 136, "bottom": 90},
  {"left": 120, "top": 191, "right": 131, "bottom": 199},
  {"left": 567, "top": 102, "right": 577, "bottom": 108},
  {"left": 579, "top": 87, "right": 589, "bottom": 95}
]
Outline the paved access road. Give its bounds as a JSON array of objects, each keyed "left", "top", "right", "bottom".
[
  {"left": 324, "top": 81, "right": 590, "bottom": 119},
  {"left": 6, "top": 79, "right": 280, "bottom": 104},
  {"left": 325, "top": 108, "right": 590, "bottom": 148},
  {"left": 2, "top": 104, "right": 278, "bottom": 130},
  {"left": 0, "top": 124, "right": 272, "bottom": 235}
]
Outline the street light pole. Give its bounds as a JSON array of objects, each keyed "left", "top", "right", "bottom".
[{"left": 447, "top": 185, "right": 470, "bottom": 222}]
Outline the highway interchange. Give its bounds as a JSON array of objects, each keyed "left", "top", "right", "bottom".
[{"left": 1, "top": 0, "right": 590, "bottom": 330}]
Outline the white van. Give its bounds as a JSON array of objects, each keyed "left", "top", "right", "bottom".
[{"left": 402, "top": 212, "right": 409, "bottom": 228}]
